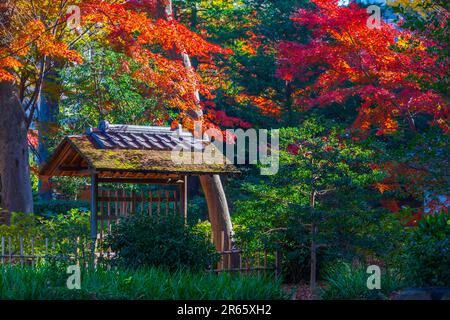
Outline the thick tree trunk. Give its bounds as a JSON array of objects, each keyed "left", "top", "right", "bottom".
[
  {"left": 0, "top": 81, "right": 34, "bottom": 221},
  {"left": 200, "top": 175, "right": 239, "bottom": 268},
  {"left": 199, "top": 175, "right": 234, "bottom": 251},
  {"left": 0, "top": 0, "right": 33, "bottom": 222}
]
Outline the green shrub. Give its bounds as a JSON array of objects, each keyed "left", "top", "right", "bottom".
[
  {"left": 233, "top": 199, "right": 389, "bottom": 283},
  {"left": 0, "top": 212, "right": 43, "bottom": 237},
  {"left": 104, "top": 214, "right": 220, "bottom": 270},
  {"left": 0, "top": 209, "right": 90, "bottom": 239},
  {"left": 0, "top": 209, "right": 91, "bottom": 260},
  {"left": 320, "top": 261, "right": 405, "bottom": 300},
  {"left": 231, "top": 121, "right": 394, "bottom": 283},
  {"left": 34, "top": 200, "right": 89, "bottom": 217},
  {"left": 0, "top": 264, "right": 286, "bottom": 300},
  {"left": 402, "top": 212, "right": 450, "bottom": 287}
]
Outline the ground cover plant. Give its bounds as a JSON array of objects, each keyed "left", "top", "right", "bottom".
[{"left": 0, "top": 264, "right": 286, "bottom": 300}]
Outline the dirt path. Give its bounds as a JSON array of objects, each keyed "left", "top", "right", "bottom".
[{"left": 282, "top": 283, "right": 316, "bottom": 300}]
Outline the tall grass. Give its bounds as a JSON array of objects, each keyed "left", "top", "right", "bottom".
[
  {"left": 319, "top": 261, "right": 405, "bottom": 300},
  {"left": 0, "top": 264, "right": 286, "bottom": 300}
]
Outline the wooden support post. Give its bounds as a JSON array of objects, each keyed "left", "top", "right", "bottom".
[
  {"left": 157, "top": 190, "right": 161, "bottom": 216},
  {"left": 31, "top": 237, "right": 35, "bottom": 267},
  {"left": 140, "top": 191, "right": 144, "bottom": 214},
  {"left": 125, "top": 190, "right": 129, "bottom": 216},
  {"left": 1, "top": 236, "right": 4, "bottom": 265},
  {"left": 90, "top": 173, "right": 98, "bottom": 256},
  {"left": 8, "top": 237, "right": 11, "bottom": 263},
  {"left": 131, "top": 190, "right": 137, "bottom": 213},
  {"left": 183, "top": 175, "right": 188, "bottom": 224},
  {"left": 20, "top": 236, "right": 24, "bottom": 266},
  {"left": 149, "top": 191, "right": 153, "bottom": 216},
  {"left": 115, "top": 190, "right": 119, "bottom": 218},
  {"left": 99, "top": 189, "right": 103, "bottom": 256},
  {"left": 107, "top": 190, "right": 111, "bottom": 233},
  {"left": 173, "top": 191, "right": 177, "bottom": 215},
  {"left": 179, "top": 184, "right": 183, "bottom": 217},
  {"left": 165, "top": 191, "right": 169, "bottom": 215},
  {"left": 275, "top": 250, "right": 282, "bottom": 279}
]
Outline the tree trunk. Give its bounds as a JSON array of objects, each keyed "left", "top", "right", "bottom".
[
  {"left": 309, "top": 190, "right": 317, "bottom": 293},
  {"left": 284, "top": 81, "right": 295, "bottom": 126},
  {"left": 200, "top": 175, "right": 234, "bottom": 251},
  {"left": 200, "top": 175, "right": 239, "bottom": 268},
  {"left": 0, "top": 0, "right": 33, "bottom": 221},
  {"left": 310, "top": 224, "right": 318, "bottom": 292},
  {"left": 37, "top": 71, "right": 60, "bottom": 200},
  {"left": 0, "top": 80, "right": 34, "bottom": 221},
  {"left": 156, "top": 0, "right": 237, "bottom": 257},
  {"left": 190, "top": 3, "right": 198, "bottom": 30}
]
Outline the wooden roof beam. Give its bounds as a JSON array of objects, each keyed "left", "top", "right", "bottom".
[{"left": 97, "top": 177, "right": 184, "bottom": 185}]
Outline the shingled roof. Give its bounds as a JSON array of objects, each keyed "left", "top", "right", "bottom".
[
  {"left": 40, "top": 121, "right": 239, "bottom": 179},
  {"left": 88, "top": 122, "right": 206, "bottom": 151}
]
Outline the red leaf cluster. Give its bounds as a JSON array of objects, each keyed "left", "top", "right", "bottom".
[{"left": 277, "top": 0, "right": 449, "bottom": 133}]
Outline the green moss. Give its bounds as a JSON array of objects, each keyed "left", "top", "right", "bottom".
[{"left": 67, "top": 136, "right": 239, "bottom": 174}]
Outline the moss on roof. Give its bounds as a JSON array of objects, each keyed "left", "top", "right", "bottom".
[{"left": 67, "top": 136, "right": 239, "bottom": 175}]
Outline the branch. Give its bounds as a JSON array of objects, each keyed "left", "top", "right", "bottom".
[
  {"left": 316, "top": 188, "right": 336, "bottom": 195},
  {"left": 0, "top": 19, "right": 67, "bottom": 60},
  {"left": 261, "top": 227, "right": 288, "bottom": 235},
  {"left": 25, "top": 56, "right": 47, "bottom": 128}
]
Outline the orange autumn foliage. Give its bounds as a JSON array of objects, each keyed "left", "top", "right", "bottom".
[
  {"left": 0, "top": 2, "right": 83, "bottom": 82},
  {"left": 1, "top": 0, "right": 237, "bottom": 130},
  {"left": 82, "top": 1, "right": 232, "bottom": 127}
]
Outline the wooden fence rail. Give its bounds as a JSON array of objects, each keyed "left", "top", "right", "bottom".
[
  {"left": 96, "top": 188, "right": 182, "bottom": 218},
  {"left": 0, "top": 234, "right": 282, "bottom": 277},
  {"left": 212, "top": 231, "right": 282, "bottom": 278},
  {"left": 0, "top": 236, "right": 84, "bottom": 266},
  {"left": 95, "top": 188, "right": 184, "bottom": 250}
]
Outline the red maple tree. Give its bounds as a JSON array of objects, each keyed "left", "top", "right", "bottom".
[{"left": 277, "top": 0, "right": 449, "bottom": 134}]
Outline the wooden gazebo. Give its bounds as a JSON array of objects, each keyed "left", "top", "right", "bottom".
[{"left": 39, "top": 121, "right": 239, "bottom": 253}]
